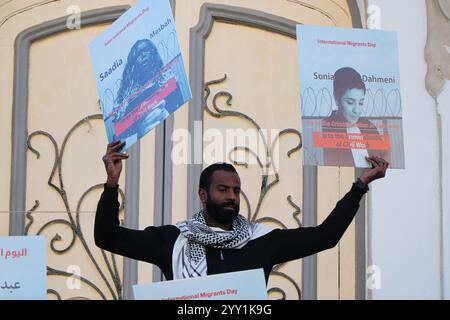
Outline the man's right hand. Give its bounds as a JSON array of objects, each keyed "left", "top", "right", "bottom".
[{"left": 102, "top": 141, "right": 129, "bottom": 188}]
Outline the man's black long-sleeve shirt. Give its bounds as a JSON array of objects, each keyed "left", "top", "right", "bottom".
[{"left": 94, "top": 184, "right": 367, "bottom": 282}]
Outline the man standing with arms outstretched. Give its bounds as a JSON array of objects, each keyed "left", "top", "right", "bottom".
[{"left": 95, "top": 140, "right": 388, "bottom": 282}]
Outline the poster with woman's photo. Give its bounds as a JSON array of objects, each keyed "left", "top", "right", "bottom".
[
  {"left": 296, "top": 25, "right": 405, "bottom": 169},
  {"left": 89, "top": 0, "right": 191, "bottom": 151}
]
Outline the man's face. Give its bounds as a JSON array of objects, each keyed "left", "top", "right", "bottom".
[
  {"left": 203, "top": 170, "right": 241, "bottom": 225},
  {"left": 338, "top": 88, "right": 365, "bottom": 125}
]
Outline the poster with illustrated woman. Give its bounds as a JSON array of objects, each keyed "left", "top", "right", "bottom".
[{"left": 89, "top": 0, "right": 191, "bottom": 151}]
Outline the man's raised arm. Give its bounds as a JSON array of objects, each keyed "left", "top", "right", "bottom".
[
  {"left": 94, "top": 141, "right": 178, "bottom": 266},
  {"left": 270, "top": 156, "right": 389, "bottom": 264}
]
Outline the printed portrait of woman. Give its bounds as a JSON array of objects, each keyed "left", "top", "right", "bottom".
[
  {"left": 321, "top": 67, "right": 390, "bottom": 167},
  {"left": 113, "top": 38, "right": 183, "bottom": 142}
]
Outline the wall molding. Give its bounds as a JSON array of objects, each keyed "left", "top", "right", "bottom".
[
  {"left": 188, "top": 2, "right": 315, "bottom": 300},
  {"left": 425, "top": 0, "right": 450, "bottom": 101},
  {"left": 347, "top": 0, "right": 367, "bottom": 300}
]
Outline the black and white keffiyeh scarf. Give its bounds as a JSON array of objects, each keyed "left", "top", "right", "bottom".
[{"left": 172, "top": 210, "right": 273, "bottom": 279}]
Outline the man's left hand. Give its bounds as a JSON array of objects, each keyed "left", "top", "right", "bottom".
[{"left": 359, "top": 156, "right": 389, "bottom": 185}]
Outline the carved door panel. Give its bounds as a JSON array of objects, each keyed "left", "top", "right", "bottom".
[{"left": 173, "top": 0, "right": 362, "bottom": 299}]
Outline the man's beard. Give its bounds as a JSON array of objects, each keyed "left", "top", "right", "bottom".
[{"left": 205, "top": 194, "right": 239, "bottom": 225}]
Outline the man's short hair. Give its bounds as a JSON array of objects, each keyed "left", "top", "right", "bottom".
[
  {"left": 199, "top": 163, "right": 238, "bottom": 191},
  {"left": 333, "top": 67, "right": 366, "bottom": 105}
]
